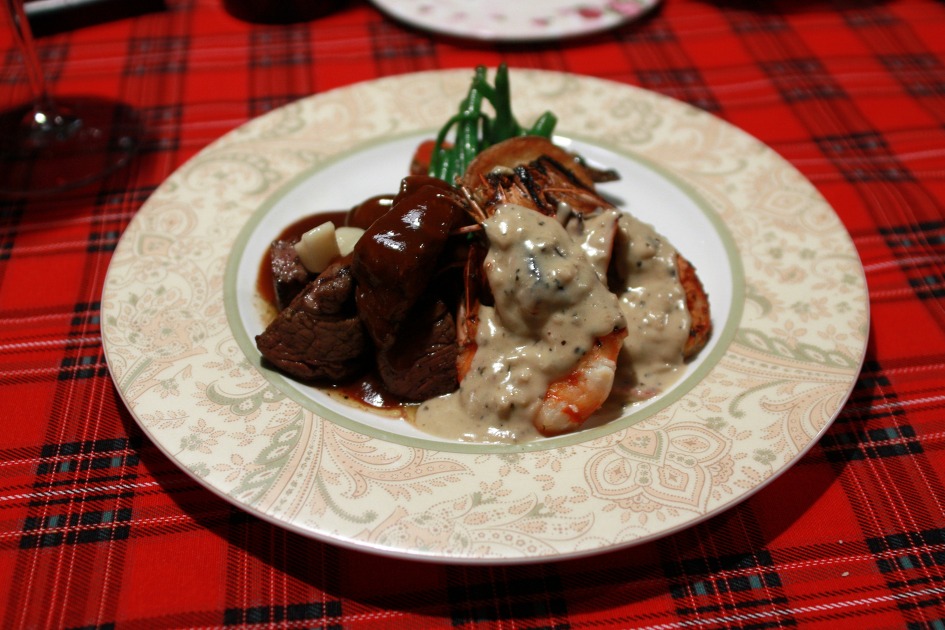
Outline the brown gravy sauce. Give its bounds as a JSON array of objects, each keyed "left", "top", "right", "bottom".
[
  {"left": 256, "top": 210, "right": 349, "bottom": 307},
  {"left": 256, "top": 194, "right": 396, "bottom": 305},
  {"left": 329, "top": 371, "right": 415, "bottom": 417}
]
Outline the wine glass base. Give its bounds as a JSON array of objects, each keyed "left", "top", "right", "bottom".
[{"left": 0, "top": 96, "right": 141, "bottom": 199}]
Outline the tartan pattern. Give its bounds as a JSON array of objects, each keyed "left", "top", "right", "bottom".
[{"left": 1, "top": 0, "right": 945, "bottom": 627}]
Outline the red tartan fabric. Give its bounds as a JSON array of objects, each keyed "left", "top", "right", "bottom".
[{"left": 2, "top": 0, "right": 945, "bottom": 627}]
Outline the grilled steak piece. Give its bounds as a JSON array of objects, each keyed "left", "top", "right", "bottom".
[
  {"left": 255, "top": 256, "right": 369, "bottom": 382},
  {"left": 270, "top": 239, "right": 314, "bottom": 311},
  {"left": 352, "top": 177, "right": 469, "bottom": 350},
  {"left": 376, "top": 297, "right": 458, "bottom": 401}
]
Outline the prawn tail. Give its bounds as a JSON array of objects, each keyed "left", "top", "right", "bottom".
[
  {"left": 533, "top": 328, "right": 627, "bottom": 437},
  {"left": 456, "top": 243, "right": 485, "bottom": 383}
]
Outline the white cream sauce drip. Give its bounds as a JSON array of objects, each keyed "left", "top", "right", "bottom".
[
  {"left": 609, "top": 213, "right": 690, "bottom": 401},
  {"left": 415, "top": 203, "right": 692, "bottom": 444}
]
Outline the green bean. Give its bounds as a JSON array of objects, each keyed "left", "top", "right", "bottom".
[
  {"left": 427, "top": 64, "right": 559, "bottom": 182},
  {"left": 527, "top": 111, "right": 557, "bottom": 138},
  {"left": 450, "top": 67, "right": 487, "bottom": 183},
  {"left": 429, "top": 114, "right": 461, "bottom": 181},
  {"left": 485, "top": 63, "right": 521, "bottom": 144}
]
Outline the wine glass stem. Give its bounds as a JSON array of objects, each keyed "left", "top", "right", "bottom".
[{"left": 5, "top": 0, "right": 51, "bottom": 104}]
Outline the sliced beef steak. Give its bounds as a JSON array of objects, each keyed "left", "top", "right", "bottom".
[
  {"left": 255, "top": 256, "right": 369, "bottom": 382},
  {"left": 376, "top": 297, "right": 458, "bottom": 401},
  {"left": 269, "top": 239, "right": 313, "bottom": 311}
]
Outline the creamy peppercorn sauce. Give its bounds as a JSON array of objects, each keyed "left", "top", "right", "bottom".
[{"left": 415, "top": 202, "right": 692, "bottom": 444}]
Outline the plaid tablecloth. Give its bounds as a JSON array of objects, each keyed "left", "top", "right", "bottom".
[{"left": 2, "top": 0, "right": 945, "bottom": 627}]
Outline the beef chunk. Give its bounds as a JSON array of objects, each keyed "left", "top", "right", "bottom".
[
  {"left": 256, "top": 257, "right": 369, "bottom": 382},
  {"left": 376, "top": 297, "right": 458, "bottom": 401},
  {"left": 352, "top": 178, "right": 469, "bottom": 350},
  {"left": 270, "top": 239, "right": 313, "bottom": 311}
]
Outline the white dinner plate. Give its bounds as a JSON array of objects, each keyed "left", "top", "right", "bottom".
[
  {"left": 370, "top": 0, "right": 662, "bottom": 41},
  {"left": 102, "top": 69, "right": 868, "bottom": 564}
]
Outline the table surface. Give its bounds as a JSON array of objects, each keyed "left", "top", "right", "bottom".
[{"left": 2, "top": 0, "right": 945, "bottom": 627}]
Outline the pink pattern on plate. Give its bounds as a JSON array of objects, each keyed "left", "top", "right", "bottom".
[
  {"left": 608, "top": 0, "right": 644, "bottom": 16},
  {"left": 578, "top": 6, "right": 604, "bottom": 19}
]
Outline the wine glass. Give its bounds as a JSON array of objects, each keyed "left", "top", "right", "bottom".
[{"left": 0, "top": 0, "right": 141, "bottom": 198}]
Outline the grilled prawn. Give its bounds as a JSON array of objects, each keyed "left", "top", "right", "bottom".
[{"left": 454, "top": 136, "right": 711, "bottom": 437}]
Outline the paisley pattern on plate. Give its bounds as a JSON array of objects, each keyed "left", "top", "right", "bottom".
[
  {"left": 102, "top": 70, "right": 868, "bottom": 563},
  {"left": 369, "top": 0, "right": 661, "bottom": 41}
]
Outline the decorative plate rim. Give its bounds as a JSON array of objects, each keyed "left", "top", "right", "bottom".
[{"left": 102, "top": 69, "right": 869, "bottom": 564}]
